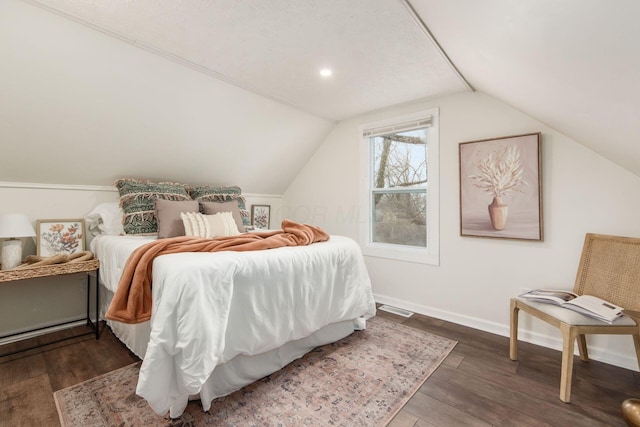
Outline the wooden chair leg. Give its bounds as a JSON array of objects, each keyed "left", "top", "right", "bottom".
[
  {"left": 560, "top": 323, "right": 576, "bottom": 403},
  {"left": 509, "top": 299, "right": 519, "bottom": 361},
  {"left": 577, "top": 334, "right": 589, "bottom": 362},
  {"left": 632, "top": 333, "right": 640, "bottom": 370}
]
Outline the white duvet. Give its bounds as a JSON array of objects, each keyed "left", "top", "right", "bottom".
[{"left": 93, "top": 234, "right": 376, "bottom": 416}]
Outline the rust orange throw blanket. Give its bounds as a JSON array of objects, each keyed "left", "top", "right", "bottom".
[{"left": 106, "top": 219, "right": 329, "bottom": 324}]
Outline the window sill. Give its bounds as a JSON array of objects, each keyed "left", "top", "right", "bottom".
[{"left": 362, "top": 243, "right": 439, "bottom": 265}]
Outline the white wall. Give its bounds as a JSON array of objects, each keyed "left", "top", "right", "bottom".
[
  {"left": 283, "top": 91, "right": 640, "bottom": 370},
  {"left": 0, "top": 182, "right": 283, "bottom": 339}
]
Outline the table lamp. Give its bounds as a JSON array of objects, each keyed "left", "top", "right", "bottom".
[{"left": 0, "top": 213, "right": 36, "bottom": 270}]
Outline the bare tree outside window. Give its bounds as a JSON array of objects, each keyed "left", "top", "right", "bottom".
[{"left": 371, "top": 128, "right": 428, "bottom": 247}]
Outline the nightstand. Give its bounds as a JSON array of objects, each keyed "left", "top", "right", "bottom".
[{"left": 0, "top": 259, "right": 100, "bottom": 357}]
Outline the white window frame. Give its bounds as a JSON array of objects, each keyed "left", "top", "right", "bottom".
[{"left": 359, "top": 108, "right": 439, "bottom": 265}]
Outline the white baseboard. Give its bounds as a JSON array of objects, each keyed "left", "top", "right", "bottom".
[
  {"left": 0, "top": 318, "right": 89, "bottom": 346},
  {"left": 373, "top": 293, "right": 639, "bottom": 372}
]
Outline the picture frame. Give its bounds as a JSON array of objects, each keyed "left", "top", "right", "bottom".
[
  {"left": 251, "top": 205, "right": 271, "bottom": 230},
  {"left": 459, "top": 132, "right": 543, "bottom": 241},
  {"left": 36, "top": 219, "right": 86, "bottom": 256}
]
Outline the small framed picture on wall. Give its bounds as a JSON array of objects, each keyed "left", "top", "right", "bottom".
[
  {"left": 251, "top": 205, "right": 271, "bottom": 230},
  {"left": 36, "top": 219, "right": 85, "bottom": 256}
]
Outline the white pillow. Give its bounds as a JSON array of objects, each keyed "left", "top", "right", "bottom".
[
  {"left": 209, "top": 211, "right": 241, "bottom": 237},
  {"left": 85, "top": 202, "right": 125, "bottom": 236},
  {"left": 180, "top": 212, "right": 240, "bottom": 238}
]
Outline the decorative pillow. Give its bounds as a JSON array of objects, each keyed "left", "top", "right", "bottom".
[
  {"left": 189, "top": 185, "right": 251, "bottom": 229},
  {"left": 155, "top": 199, "right": 199, "bottom": 238},
  {"left": 85, "top": 202, "right": 124, "bottom": 236},
  {"left": 200, "top": 200, "right": 245, "bottom": 232},
  {"left": 114, "top": 178, "right": 191, "bottom": 235},
  {"left": 209, "top": 212, "right": 240, "bottom": 237},
  {"left": 188, "top": 184, "right": 241, "bottom": 199},
  {"left": 180, "top": 212, "right": 240, "bottom": 238}
]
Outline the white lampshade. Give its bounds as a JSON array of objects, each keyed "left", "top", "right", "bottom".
[
  {"left": 0, "top": 214, "right": 36, "bottom": 270},
  {"left": 0, "top": 213, "right": 36, "bottom": 239}
]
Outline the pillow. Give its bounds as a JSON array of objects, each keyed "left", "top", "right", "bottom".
[
  {"left": 188, "top": 184, "right": 241, "bottom": 200},
  {"left": 114, "top": 178, "right": 191, "bottom": 235},
  {"left": 200, "top": 200, "right": 246, "bottom": 233},
  {"left": 85, "top": 202, "right": 124, "bottom": 236},
  {"left": 180, "top": 212, "right": 240, "bottom": 238},
  {"left": 189, "top": 185, "right": 251, "bottom": 230},
  {"left": 155, "top": 199, "right": 199, "bottom": 238},
  {"left": 209, "top": 212, "right": 240, "bottom": 237}
]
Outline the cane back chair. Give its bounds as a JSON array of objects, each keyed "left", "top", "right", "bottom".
[{"left": 510, "top": 233, "right": 640, "bottom": 402}]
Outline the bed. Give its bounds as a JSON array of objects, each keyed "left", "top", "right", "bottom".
[{"left": 92, "top": 229, "right": 376, "bottom": 418}]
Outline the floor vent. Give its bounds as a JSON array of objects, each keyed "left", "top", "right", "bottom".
[{"left": 378, "top": 304, "right": 414, "bottom": 318}]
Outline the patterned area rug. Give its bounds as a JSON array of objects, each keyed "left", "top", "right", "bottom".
[{"left": 54, "top": 316, "right": 456, "bottom": 427}]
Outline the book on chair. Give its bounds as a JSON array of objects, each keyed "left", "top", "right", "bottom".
[{"left": 519, "top": 289, "right": 624, "bottom": 324}]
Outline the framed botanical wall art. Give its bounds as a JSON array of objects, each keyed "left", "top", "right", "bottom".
[
  {"left": 36, "top": 219, "right": 85, "bottom": 256},
  {"left": 251, "top": 205, "right": 271, "bottom": 230},
  {"left": 459, "top": 132, "right": 543, "bottom": 240}
]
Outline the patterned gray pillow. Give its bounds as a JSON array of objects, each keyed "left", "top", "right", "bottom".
[
  {"left": 188, "top": 185, "right": 250, "bottom": 230},
  {"left": 115, "top": 178, "right": 191, "bottom": 235}
]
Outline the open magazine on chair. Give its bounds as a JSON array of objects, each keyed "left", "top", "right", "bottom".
[{"left": 519, "top": 289, "right": 624, "bottom": 324}]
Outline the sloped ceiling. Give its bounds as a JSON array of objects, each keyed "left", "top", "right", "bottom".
[
  {"left": 1, "top": 0, "right": 471, "bottom": 193},
  {"left": 412, "top": 0, "right": 640, "bottom": 177},
  {"left": 29, "top": 0, "right": 470, "bottom": 121},
  {"left": 3, "top": 0, "right": 639, "bottom": 193},
  {"left": 0, "top": 0, "right": 334, "bottom": 193}
]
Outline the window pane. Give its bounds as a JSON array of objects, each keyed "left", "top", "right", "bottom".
[
  {"left": 373, "top": 129, "right": 427, "bottom": 189},
  {"left": 372, "top": 192, "right": 426, "bottom": 247}
]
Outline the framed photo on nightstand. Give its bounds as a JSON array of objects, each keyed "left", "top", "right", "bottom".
[
  {"left": 36, "top": 219, "right": 85, "bottom": 256},
  {"left": 251, "top": 205, "right": 271, "bottom": 230}
]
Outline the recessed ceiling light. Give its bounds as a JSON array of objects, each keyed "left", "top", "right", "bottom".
[{"left": 319, "top": 68, "right": 332, "bottom": 77}]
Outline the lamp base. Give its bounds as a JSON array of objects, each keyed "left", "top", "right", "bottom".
[{"left": 1, "top": 239, "right": 23, "bottom": 270}]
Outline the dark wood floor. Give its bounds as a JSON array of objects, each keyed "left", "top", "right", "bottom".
[
  {"left": 0, "top": 325, "right": 139, "bottom": 427},
  {"left": 1, "top": 311, "right": 638, "bottom": 426}
]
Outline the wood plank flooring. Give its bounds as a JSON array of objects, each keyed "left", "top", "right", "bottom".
[
  {"left": 383, "top": 310, "right": 639, "bottom": 427},
  {"left": 1, "top": 310, "right": 638, "bottom": 426},
  {"left": 0, "top": 325, "right": 138, "bottom": 427}
]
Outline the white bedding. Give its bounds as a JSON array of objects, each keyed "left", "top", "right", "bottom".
[{"left": 92, "top": 234, "right": 376, "bottom": 416}]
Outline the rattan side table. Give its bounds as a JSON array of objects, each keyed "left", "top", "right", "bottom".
[{"left": 0, "top": 259, "right": 100, "bottom": 357}]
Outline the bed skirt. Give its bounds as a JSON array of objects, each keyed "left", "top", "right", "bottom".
[{"left": 100, "top": 285, "right": 361, "bottom": 416}]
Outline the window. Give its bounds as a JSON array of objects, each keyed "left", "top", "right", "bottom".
[{"left": 360, "top": 109, "right": 439, "bottom": 265}]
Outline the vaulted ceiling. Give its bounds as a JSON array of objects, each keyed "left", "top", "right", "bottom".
[
  {"left": 5, "top": 0, "right": 640, "bottom": 191},
  {"left": 30, "top": 0, "right": 472, "bottom": 121},
  {"left": 413, "top": 0, "right": 640, "bottom": 178}
]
